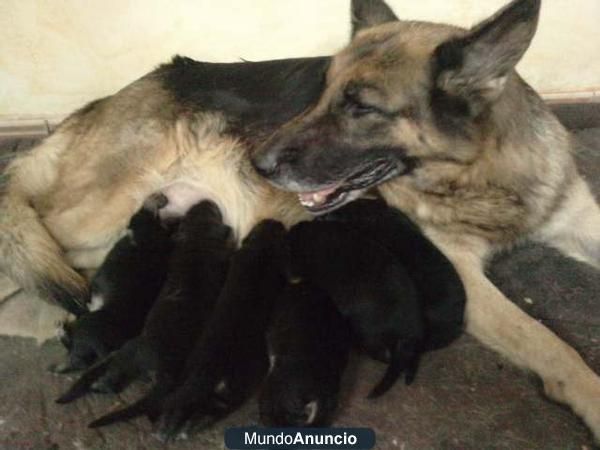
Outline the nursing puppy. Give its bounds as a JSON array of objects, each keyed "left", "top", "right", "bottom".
[
  {"left": 56, "top": 201, "right": 233, "bottom": 418},
  {"left": 289, "top": 216, "right": 425, "bottom": 398},
  {"left": 260, "top": 281, "right": 351, "bottom": 427},
  {"left": 155, "top": 220, "right": 287, "bottom": 442},
  {"left": 52, "top": 205, "right": 173, "bottom": 373},
  {"left": 322, "top": 199, "right": 466, "bottom": 352}
]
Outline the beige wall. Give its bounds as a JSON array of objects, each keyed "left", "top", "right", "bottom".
[{"left": 1, "top": 0, "right": 599, "bottom": 118}]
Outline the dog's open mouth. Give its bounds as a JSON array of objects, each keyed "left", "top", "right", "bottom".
[{"left": 298, "top": 161, "right": 399, "bottom": 214}]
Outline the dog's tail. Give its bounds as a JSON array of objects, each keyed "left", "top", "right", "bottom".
[
  {"left": 368, "top": 339, "right": 421, "bottom": 399},
  {"left": 0, "top": 146, "right": 88, "bottom": 315},
  {"left": 89, "top": 386, "right": 167, "bottom": 428}
]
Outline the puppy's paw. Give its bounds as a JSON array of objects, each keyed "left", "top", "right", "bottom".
[
  {"left": 154, "top": 401, "right": 196, "bottom": 443},
  {"left": 55, "top": 351, "right": 135, "bottom": 403},
  {"left": 48, "top": 358, "right": 87, "bottom": 374},
  {"left": 155, "top": 391, "right": 232, "bottom": 442}
]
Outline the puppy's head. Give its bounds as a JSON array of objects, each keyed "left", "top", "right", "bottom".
[
  {"left": 242, "top": 220, "right": 288, "bottom": 264},
  {"left": 175, "top": 200, "right": 232, "bottom": 243},
  {"left": 128, "top": 206, "right": 171, "bottom": 244},
  {"left": 180, "top": 200, "right": 222, "bottom": 227},
  {"left": 242, "top": 220, "right": 286, "bottom": 247},
  {"left": 287, "top": 219, "right": 367, "bottom": 284},
  {"left": 253, "top": 0, "right": 541, "bottom": 214}
]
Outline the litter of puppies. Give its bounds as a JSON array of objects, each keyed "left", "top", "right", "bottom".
[{"left": 53, "top": 197, "right": 466, "bottom": 440}]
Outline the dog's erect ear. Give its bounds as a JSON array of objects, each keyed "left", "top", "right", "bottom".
[
  {"left": 351, "top": 0, "right": 399, "bottom": 38},
  {"left": 433, "top": 0, "right": 541, "bottom": 106}
]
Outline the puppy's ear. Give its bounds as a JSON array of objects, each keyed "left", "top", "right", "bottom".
[
  {"left": 433, "top": 0, "right": 540, "bottom": 110},
  {"left": 351, "top": 0, "right": 399, "bottom": 38}
]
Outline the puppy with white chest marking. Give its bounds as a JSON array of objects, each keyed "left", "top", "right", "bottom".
[
  {"left": 155, "top": 220, "right": 287, "bottom": 442},
  {"left": 259, "top": 281, "right": 351, "bottom": 427},
  {"left": 56, "top": 201, "right": 234, "bottom": 420},
  {"left": 52, "top": 204, "right": 173, "bottom": 373}
]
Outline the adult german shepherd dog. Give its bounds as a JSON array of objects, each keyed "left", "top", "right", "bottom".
[
  {"left": 255, "top": 0, "right": 600, "bottom": 440},
  {"left": 0, "top": 0, "right": 599, "bottom": 440}
]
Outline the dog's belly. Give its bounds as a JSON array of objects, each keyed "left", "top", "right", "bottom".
[
  {"left": 38, "top": 118, "right": 306, "bottom": 271},
  {"left": 159, "top": 182, "right": 225, "bottom": 221},
  {"left": 158, "top": 177, "right": 308, "bottom": 243}
]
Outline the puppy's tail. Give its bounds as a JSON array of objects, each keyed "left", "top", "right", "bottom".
[
  {"left": 0, "top": 152, "right": 88, "bottom": 315},
  {"left": 368, "top": 339, "right": 421, "bottom": 399},
  {"left": 89, "top": 386, "right": 166, "bottom": 428}
]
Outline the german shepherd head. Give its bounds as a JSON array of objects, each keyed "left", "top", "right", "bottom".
[{"left": 252, "top": 0, "right": 542, "bottom": 214}]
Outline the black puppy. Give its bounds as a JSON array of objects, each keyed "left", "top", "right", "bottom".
[
  {"left": 259, "top": 281, "right": 351, "bottom": 427},
  {"left": 155, "top": 220, "right": 287, "bottom": 442},
  {"left": 56, "top": 201, "right": 234, "bottom": 425},
  {"left": 289, "top": 219, "right": 423, "bottom": 398},
  {"left": 322, "top": 199, "right": 466, "bottom": 352},
  {"left": 53, "top": 205, "right": 173, "bottom": 373}
]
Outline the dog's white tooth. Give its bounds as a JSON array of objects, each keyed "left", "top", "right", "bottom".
[
  {"left": 298, "top": 193, "right": 320, "bottom": 208},
  {"left": 312, "top": 193, "right": 325, "bottom": 203}
]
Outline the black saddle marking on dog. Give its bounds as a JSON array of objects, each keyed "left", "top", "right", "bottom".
[{"left": 157, "top": 55, "right": 330, "bottom": 141}]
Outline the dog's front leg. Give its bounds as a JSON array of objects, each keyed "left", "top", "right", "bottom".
[{"left": 427, "top": 231, "right": 600, "bottom": 441}]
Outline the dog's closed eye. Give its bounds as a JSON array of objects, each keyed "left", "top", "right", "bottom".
[{"left": 343, "top": 89, "right": 383, "bottom": 117}]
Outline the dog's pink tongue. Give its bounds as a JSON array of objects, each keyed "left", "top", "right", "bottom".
[{"left": 298, "top": 187, "right": 338, "bottom": 207}]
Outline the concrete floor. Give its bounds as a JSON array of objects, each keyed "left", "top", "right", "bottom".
[{"left": 0, "top": 121, "right": 598, "bottom": 449}]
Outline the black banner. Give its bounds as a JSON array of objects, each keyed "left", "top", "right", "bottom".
[{"left": 224, "top": 427, "right": 376, "bottom": 449}]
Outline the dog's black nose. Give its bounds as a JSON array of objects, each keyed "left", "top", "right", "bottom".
[
  {"left": 252, "top": 147, "right": 299, "bottom": 179},
  {"left": 252, "top": 153, "right": 280, "bottom": 178}
]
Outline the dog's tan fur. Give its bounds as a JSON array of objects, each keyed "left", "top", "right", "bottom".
[
  {"left": 364, "top": 16, "right": 600, "bottom": 437},
  {"left": 0, "top": 75, "right": 308, "bottom": 310},
  {"left": 0, "top": 0, "right": 599, "bottom": 441}
]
